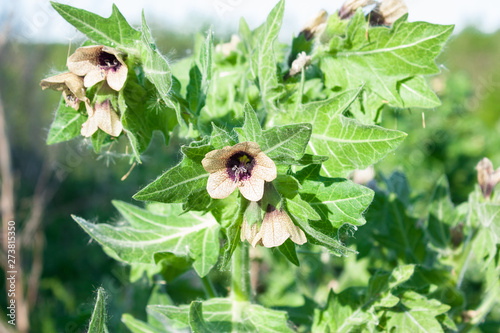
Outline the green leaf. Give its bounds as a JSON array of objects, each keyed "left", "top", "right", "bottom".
[
  {"left": 386, "top": 291, "right": 450, "bottom": 333},
  {"left": 261, "top": 123, "right": 312, "bottom": 164},
  {"left": 294, "top": 154, "right": 329, "bottom": 166},
  {"left": 186, "top": 65, "right": 203, "bottom": 114},
  {"left": 141, "top": 13, "right": 174, "bottom": 112},
  {"left": 121, "top": 314, "right": 164, "bottom": 333},
  {"left": 88, "top": 287, "right": 107, "bottom": 333},
  {"left": 119, "top": 70, "right": 178, "bottom": 161},
  {"left": 235, "top": 103, "right": 263, "bottom": 143},
  {"left": 365, "top": 190, "right": 428, "bottom": 264},
  {"left": 307, "top": 114, "right": 407, "bottom": 177},
  {"left": 150, "top": 298, "right": 294, "bottom": 332},
  {"left": 51, "top": 2, "right": 140, "bottom": 51},
  {"left": 186, "top": 27, "right": 213, "bottom": 116},
  {"left": 252, "top": 0, "right": 285, "bottom": 110},
  {"left": 278, "top": 239, "right": 300, "bottom": 266},
  {"left": 321, "top": 11, "right": 453, "bottom": 107},
  {"left": 199, "top": 27, "right": 214, "bottom": 83},
  {"left": 398, "top": 76, "right": 441, "bottom": 108},
  {"left": 133, "top": 144, "right": 211, "bottom": 209},
  {"left": 284, "top": 87, "right": 362, "bottom": 124},
  {"left": 295, "top": 164, "right": 374, "bottom": 228},
  {"left": 235, "top": 103, "right": 312, "bottom": 164},
  {"left": 313, "top": 265, "right": 415, "bottom": 333},
  {"left": 72, "top": 201, "right": 220, "bottom": 277},
  {"left": 426, "top": 175, "right": 456, "bottom": 250},
  {"left": 286, "top": 195, "right": 321, "bottom": 222},
  {"left": 312, "top": 288, "right": 375, "bottom": 333},
  {"left": 210, "top": 123, "right": 237, "bottom": 149},
  {"left": 46, "top": 98, "right": 85, "bottom": 145},
  {"left": 90, "top": 129, "right": 112, "bottom": 153}
]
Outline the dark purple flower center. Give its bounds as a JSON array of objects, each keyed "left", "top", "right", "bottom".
[
  {"left": 226, "top": 151, "right": 255, "bottom": 182},
  {"left": 99, "top": 52, "right": 121, "bottom": 72}
]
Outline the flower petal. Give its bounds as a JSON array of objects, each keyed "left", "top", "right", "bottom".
[
  {"left": 67, "top": 45, "right": 103, "bottom": 75},
  {"left": 81, "top": 104, "right": 98, "bottom": 137},
  {"left": 238, "top": 176, "right": 265, "bottom": 201},
  {"left": 252, "top": 152, "right": 277, "bottom": 182},
  {"left": 106, "top": 66, "right": 128, "bottom": 91},
  {"left": 83, "top": 69, "right": 105, "bottom": 88},
  {"left": 202, "top": 146, "right": 236, "bottom": 173},
  {"left": 240, "top": 218, "right": 262, "bottom": 248},
  {"left": 259, "top": 209, "right": 289, "bottom": 248},
  {"left": 285, "top": 222, "right": 307, "bottom": 245},
  {"left": 206, "top": 169, "right": 238, "bottom": 199},
  {"left": 94, "top": 101, "right": 123, "bottom": 137}
]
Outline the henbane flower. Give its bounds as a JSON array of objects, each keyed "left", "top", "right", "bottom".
[
  {"left": 81, "top": 100, "right": 123, "bottom": 138},
  {"left": 67, "top": 45, "right": 128, "bottom": 91},
  {"left": 40, "top": 72, "right": 86, "bottom": 110},
  {"left": 201, "top": 142, "right": 277, "bottom": 202},
  {"left": 241, "top": 205, "right": 307, "bottom": 248},
  {"left": 476, "top": 157, "right": 500, "bottom": 199}
]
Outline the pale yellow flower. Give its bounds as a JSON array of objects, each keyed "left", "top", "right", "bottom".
[
  {"left": 289, "top": 52, "right": 312, "bottom": 77},
  {"left": 81, "top": 100, "right": 123, "bottom": 138},
  {"left": 242, "top": 205, "right": 307, "bottom": 248},
  {"left": 201, "top": 142, "right": 277, "bottom": 202},
  {"left": 476, "top": 157, "right": 500, "bottom": 199},
  {"left": 40, "top": 72, "right": 86, "bottom": 110},
  {"left": 339, "top": 0, "right": 407, "bottom": 26},
  {"left": 300, "top": 10, "right": 328, "bottom": 41},
  {"left": 67, "top": 45, "right": 128, "bottom": 91}
]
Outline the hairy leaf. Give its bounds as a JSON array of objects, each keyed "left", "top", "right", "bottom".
[
  {"left": 307, "top": 114, "right": 407, "bottom": 177},
  {"left": 321, "top": 10, "right": 453, "bottom": 107},
  {"left": 73, "top": 201, "right": 220, "bottom": 277},
  {"left": 251, "top": 0, "right": 285, "bottom": 110},
  {"left": 51, "top": 2, "right": 140, "bottom": 52},
  {"left": 88, "top": 287, "right": 108, "bottom": 333},
  {"left": 46, "top": 98, "right": 86, "bottom": 145},
  {"left": 150, "top": 298, "right": 294, "bottom": 332}
]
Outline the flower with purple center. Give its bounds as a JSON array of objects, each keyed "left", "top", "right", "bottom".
[
  {"left": 202, "top": 142, "right": 277, "bottom": 201},
  {"left": 67, "top": 45, "right": 128, "bottom": 91}
]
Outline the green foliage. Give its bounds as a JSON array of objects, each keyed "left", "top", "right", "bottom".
[
  {"left": 149, "top": 298, "right": 294, "bottom": 332},
  {"left": 72, "top": 201, "right": 220, "bottom": 277},
  {"left": 51, "top": 2, "right": 141, "bottom": 51},
  {"left": 35, "top": 2, "right": 500, "bottom": 333},
  {"left": 46, "top": 97, "right": 86, "bottom": 144},
  {"left": 319, "top": 9, "right": 453, "bottom": 111},
  {"left": 88, "top": 287, "right": 108, "bottom": 333}
]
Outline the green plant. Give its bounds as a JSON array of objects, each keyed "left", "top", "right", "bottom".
[{"left": 39, "top": 1, "right": 499, "bottom": 332}]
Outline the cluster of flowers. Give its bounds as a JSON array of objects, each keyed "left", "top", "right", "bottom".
[
  {"left": 40, "top": 45, "right": 128, "bottom": 138},
  {"left": 202, "top": 142, "right": 307, "bottom": 248}
]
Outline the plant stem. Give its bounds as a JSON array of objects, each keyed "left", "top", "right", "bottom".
[
  {"left": 201, "top": 276, "right": 217, "bottom": 299},
  {"left": 231, "top": 241, "right": 251, "bottom": 302}
]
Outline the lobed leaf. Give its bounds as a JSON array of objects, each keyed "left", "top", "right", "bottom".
[
  {"left": 73, "top": 201, "right": 220, "bottom": 277},
  {"left": 307, "top": 114, "right": 407, "bottom": 177},
  {"left": 51, "top": 2, "right": 140, "bottom": 52}
]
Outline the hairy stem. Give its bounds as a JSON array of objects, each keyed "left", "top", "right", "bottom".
[{"left": 231, "top": 241, "right": 251, "bottom": 302}]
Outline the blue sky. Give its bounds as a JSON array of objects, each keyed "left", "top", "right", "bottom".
[{"left": 3, "top": 0, "right": 500, "bottom": 43}]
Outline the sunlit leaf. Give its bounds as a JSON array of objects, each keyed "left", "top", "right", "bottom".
[
  {"left": 73, "top": 201, "right": 220, "bottom": 277},
  {"left": 51, "top": 2, "right": 140, "bottom": 51},
  {"left": 46, "top": 98, "right": 85, "bottom": 145},
  {"left": 88, "top": 287, "right": 108, "bottom": 333}
]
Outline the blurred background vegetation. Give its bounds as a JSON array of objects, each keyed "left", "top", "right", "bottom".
[{"left": 0, "top": 21, "right": 500, "bottom": 331}]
